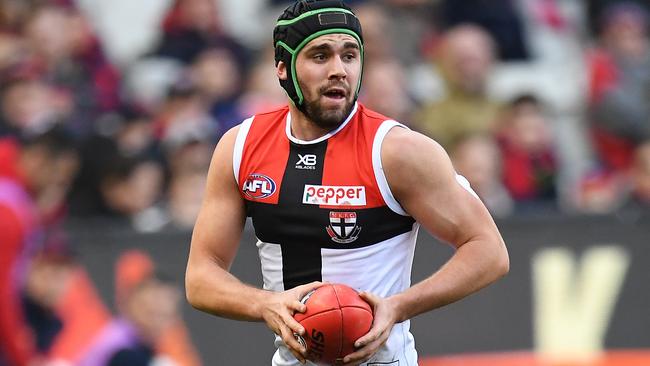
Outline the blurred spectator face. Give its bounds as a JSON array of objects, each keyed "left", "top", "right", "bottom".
[
  {"left": 602, "top": 4, "right": 649, "bottom": 58},
  {"left": 24, "top": 6, "right": 72, "bottom": 62},
  {"left": 578, "top": 172, "right": 622, "bottom": 213},
  {"left": 361, "top": 59, "right": 412, "bottom": 123},
  {"left": 1, "top": 79, "right": 70, "bottom": 133},
  {"left": 117, "top": 119, "right": 154, "bottom": 157},
  {"left": 161, "top": 91, "right": 216, "bottom": 146},
  {"left": 66, "top": 11, "right": 95, "bottom": 54},
  {"left": 0, "top": 33, "right": 27, "bottom": 70},
  {"left": 502, "top": 98, "right": 552, "bottom": 153},
  {"left": 451, "top": 134, "right": 502, "bottom": 190},
  {"left": 167, "top": 140, "right": 212, "bottom": 176},
  {"left": 130, "top": 162, "right": 163, "bottom": 208},
  {"left": 354, "top": 3, "right": 391, "bottom": 60},
  {"left": 190, "top": 48, "right": 240, "bottom": 101},
  {"left": 0, "top": 0, "right": 33, "bottom": 30},
  {"left": 631, "top": 142, "right": 650, "bottom": 201},
  {"left": 239, "top": 46, "right": 286, "bottom": 114},
  {"left": 21, "top": 144, "right": 79, "bottom": 196},
  {"left": 95, "top": 109, "right": 155, "bottom": 158},
  {"left": 124, "top": 279, "right": 180, "bottom": 343},
  {"left": 101, "top": 160, "right": 164, "bottom": 215},
  {"left": 440, "top": 25, "right": 495, "bottom": 95},
  {"left": 168, "top": 172, "right": 206, "bottom": 228},
  {"left": 25, "top": 256, "right": 75, "bottom": 309},
  {"left": 178, "top": 0, "right": 219, "bottom": 32}
]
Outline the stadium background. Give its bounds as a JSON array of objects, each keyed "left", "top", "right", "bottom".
[
  {"left": 70, "top": 216, "right": 650, "bottom": 365},
  {"left": 1, "top": 0, "right": 650, "bottom": 365}
]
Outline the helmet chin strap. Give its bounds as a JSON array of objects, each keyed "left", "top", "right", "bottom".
[
  {"left": 290, "top": 83, "right": 311, "bottom": 117},
  {"left": 296, "top": 98, "right": 311, "bottom": 121}
]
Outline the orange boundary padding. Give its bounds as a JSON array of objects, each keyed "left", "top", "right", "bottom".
[{"left": 420, "top": 350, "right": 650, "bottom": 366}]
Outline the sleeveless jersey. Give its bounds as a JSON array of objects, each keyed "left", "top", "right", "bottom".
[{"left": 233, "top": 103, "right": 420, "bottom": 366}]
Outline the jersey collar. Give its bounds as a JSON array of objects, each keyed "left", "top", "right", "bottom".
[{"left": 285, "top": 102, "right": 358, "bottom": 145}]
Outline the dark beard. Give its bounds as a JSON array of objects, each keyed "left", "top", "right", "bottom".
[{"left": 300, "top": 85, "right": 354, "bottom": 130}]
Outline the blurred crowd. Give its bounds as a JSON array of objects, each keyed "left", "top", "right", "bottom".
[
  {"left": 1, "top": 239, "right": 200, "bottom": 366},
  {"left": 1, "top": 0, "right": 650, "bottom": 365}
]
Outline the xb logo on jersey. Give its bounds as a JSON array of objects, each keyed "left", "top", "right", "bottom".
[
  {"left": 295, "top": 154, "right": 317, "bottom": 170},
  {"left": 326, "top": 211, "right": 362, "bottom": 244},
  {"left": 242, "top": 173, "right": 276, "bottom": 199}
]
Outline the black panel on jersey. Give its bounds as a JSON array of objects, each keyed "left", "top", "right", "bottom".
[
  {"left": 278, "top": 141, "right": 328, "bottom": 290},
  {"left": 249, "top": 202, "right": 414, "bottom": 250}
]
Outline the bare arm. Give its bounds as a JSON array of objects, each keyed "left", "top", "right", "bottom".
[
  {"left": 344, "top": 127, "right": 508, "bottom": 365},
  {"left": 185, "top": 126, "right": 260, "bottom": 319},
  {"left": 185, "top": 127, "right": 319, "bottom": 363},
  {"left": 384, "top": 127, "right": 509, "bottom": 320}
]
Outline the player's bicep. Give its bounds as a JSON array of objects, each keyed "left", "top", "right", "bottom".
[
  {"left": 382, "top": 129, "right": 497, "bottom": 248},
  {"left": 189, "top": 127, "right": 246, "bottom": 270},
  {"left": 413, "top": 171, "right": 495, "bottom": 248}
]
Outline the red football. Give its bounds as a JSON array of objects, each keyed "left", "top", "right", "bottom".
[{"left": 293, "top": 283, "right": 373, "bottom": 365}]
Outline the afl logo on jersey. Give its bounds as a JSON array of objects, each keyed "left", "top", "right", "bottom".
[
  {"left": 242, "top": 173, "right": 276, "bottom": 199},
  {"left": 326, "top": 211, "right": 362, "bottom": 244}
]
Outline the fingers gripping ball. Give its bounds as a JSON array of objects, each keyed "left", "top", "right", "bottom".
[{"left": 293, "top": 284, "right": 373, "bottom": 365}]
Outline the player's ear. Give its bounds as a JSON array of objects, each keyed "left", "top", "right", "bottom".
[{"left": 277, "top": 61, "right": 288, "bottom": 81}]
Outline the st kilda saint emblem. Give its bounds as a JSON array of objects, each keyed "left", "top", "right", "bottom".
[{"left": 326, "top": 211, "right": 361, "bottom": 244}]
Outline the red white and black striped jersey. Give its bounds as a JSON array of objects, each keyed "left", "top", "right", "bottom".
[{"left": 233, "top": 103, "right": 419, "bottom": 365}]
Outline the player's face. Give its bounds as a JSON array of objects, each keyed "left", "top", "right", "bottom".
[{"left": 295, "top": 34, "right": 361, "bottom": 130}]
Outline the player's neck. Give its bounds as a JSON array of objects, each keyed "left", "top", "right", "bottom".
[{"left": 287, "top": 103, "right": 332, "bottom": 142}]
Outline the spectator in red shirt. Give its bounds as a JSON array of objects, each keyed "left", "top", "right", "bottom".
[
  {"left": 0, "top": 128, "right": 78, "bottom": 366},
  {"left": 497, "top": 94, "right": 558, "bottom": 211},
  {"left": 587, "top": 2, "right": 650, "bottom": 171}
]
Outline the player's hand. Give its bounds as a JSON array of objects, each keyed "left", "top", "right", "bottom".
[
  {"left": 341, "top": 291, "right": 400, "bottom": 366},
  {"left": 260, "top": 281, "right": 323, "bottom": 364}
]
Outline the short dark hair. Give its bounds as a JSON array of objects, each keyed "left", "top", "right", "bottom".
[
  {"left": 510, "top": 93, "right": 541, "bottom": 108},
  {"left": 21, "top": 126, "right": 78, "bottom": 157}
]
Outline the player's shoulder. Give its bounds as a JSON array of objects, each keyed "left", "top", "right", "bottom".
[
  {"left": 381, "top": 128, "right": 456, "bottom": 199},
  {"left": 214, "top": 118, "right": 250, "bottom": 160},
  {"left": 382, "top": 127, "right": 449, "bottom": 169},
  {"left": 219, "top": 124, "right": 241, "bottom": 146}
]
